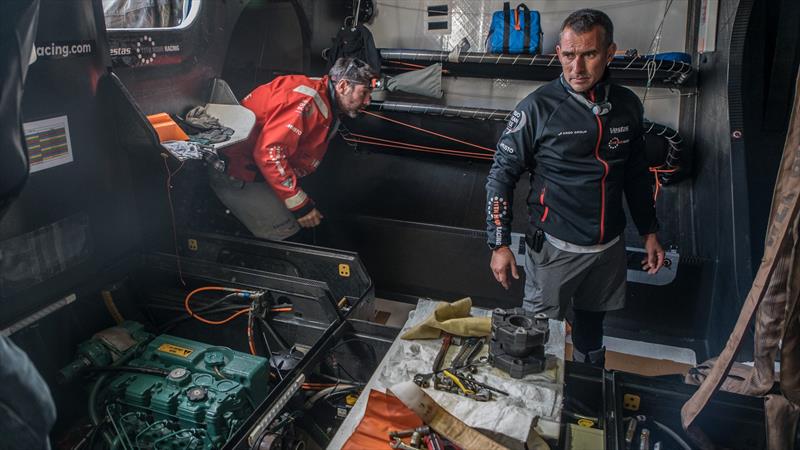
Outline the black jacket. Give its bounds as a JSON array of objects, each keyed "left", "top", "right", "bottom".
[{"left": 486, "top": 75, "right": 658, "bottom": 249}]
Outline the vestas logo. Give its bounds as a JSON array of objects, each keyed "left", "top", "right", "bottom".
[
  {"left": 608, "top": 136, "right": 630, "bottom": 149},
  {"left": 609, "top": 125, "right": 629, "bottom": 134}
]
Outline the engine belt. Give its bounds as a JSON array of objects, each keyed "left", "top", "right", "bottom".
[{"left": 681, "top": 68, "right": 800, "bottom": 436}]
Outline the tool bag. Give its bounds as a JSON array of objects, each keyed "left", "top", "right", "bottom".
[{"left": 487, "top": 2, "right": 542, "bottom": 54}]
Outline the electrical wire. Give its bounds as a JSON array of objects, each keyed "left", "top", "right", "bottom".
[
  {"left": 303, "top": 385, "right": 359, "bottom": 409},
  {"left": 161, "top": 156, "right": 186, "bottom": 286},
  {"left": 183, "top": 286, "right": 253, "bottom": 325},
  {"left": 642, "top": 0, "right": 675, "bottom": 104},
  {"left": 247, "top": 309, "right": 257, "bottom": 355},
  {"left": 652, "top": 419, "right": 692, "bottom": 450}
]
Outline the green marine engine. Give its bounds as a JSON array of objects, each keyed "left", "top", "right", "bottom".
[{"left": 63, "top": 322, "right": 269, "bottom": 449}]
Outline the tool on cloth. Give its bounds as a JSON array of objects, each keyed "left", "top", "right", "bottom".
[
  {"left": 488, "top": 308, "right": 550, "bottom": 378},
  {"left": 413, "top": 355, "right": 489, "bottom": 389},
  {"left": 432, "top": 333, "right": 452, "bottom": 372},
  {"left": 401, "top": 298, "right": 491, "bottom": 340},
  {"left": 389, "top": 426, "right": 431, "bottom": 439},
  {"left": 340, "top": 390, "right": 424, "bottom": 450},
  {"left": 427, "top": 370, "right": 493, "bottom": 401},
  {"left": 389, "top": 381, "right": 514, "bottom": 450},
  {"left": 451, "top": 336, "right": 485, "bottom": 369},
  {"left": 389, "top": 425, "right": 431, "bottom": 450},
  {"left": 390, "top": 438, "right": 421, "bottom": 450}
]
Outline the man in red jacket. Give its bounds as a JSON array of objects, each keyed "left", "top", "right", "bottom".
[{"left": 213, "top": 57, "right": 376, "bottom": 239}]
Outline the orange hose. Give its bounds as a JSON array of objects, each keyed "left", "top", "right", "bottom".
[{"left": 184, "top": 286, "right": 250, "bottom": 325}]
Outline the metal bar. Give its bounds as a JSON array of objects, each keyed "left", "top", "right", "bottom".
[{"left": 380, "top": 49, "right": 693, "bottom": 85}]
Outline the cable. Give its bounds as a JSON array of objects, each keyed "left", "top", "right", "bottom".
[
  {"left": 361, "top": 110, "right": 496, "bottom": 153},
  {"left": 161, "top": 155, "right": 186, "bottom": 286},
  {"left": 642, "top": 0, "right": 675, "bottom": 104},
  {"left": 247, "top": 309, "right": 257, "bottom": 355},
  {"left": 303, "top": 385, "right": 359, "bottom": 409},
  {"left": 652, "top": 419, "right": 692, "bottom": 450},
  {"left": 258, "top": 316, "right": 290, "bottom": 351},
  {"left": 183, "top": 286, "right": 254, "bottom": 325}
]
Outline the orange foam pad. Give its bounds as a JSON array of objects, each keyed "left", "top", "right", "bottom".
[
  {"left": 342, "top": 389, "right": 424, "bottom": 450},
  {"left": 146, "top": 112, "right": 189, "bottom": 142}
]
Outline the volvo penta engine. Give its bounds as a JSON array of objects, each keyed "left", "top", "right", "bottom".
[{"left": 61, "top": 322, "right": 269, "bottom": 449}]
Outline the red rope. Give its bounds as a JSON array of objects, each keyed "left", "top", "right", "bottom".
[
  {"left": 342, "top": 134, "right": 494, "bottom": 160},
  {"left": 384, "top": 60, "right": 450, "bottom": 74},
  {"left": 649, "top": 166, "right": 680, "bottom": 203},
  {"left": 360, "top": 110, "right": 496, "bottom": 153}
]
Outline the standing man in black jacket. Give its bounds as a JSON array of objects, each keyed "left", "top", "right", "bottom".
[{"left": 485, "top": 9, "right": 665, "bottom": 367}]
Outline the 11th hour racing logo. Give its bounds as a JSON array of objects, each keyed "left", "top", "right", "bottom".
[{"left": 35, "top": 41, "right": 95, "bottom": 59}]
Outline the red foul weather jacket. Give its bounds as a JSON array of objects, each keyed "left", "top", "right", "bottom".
[{"left": 223, "top": 75, "right": 338, "bottom": 218}]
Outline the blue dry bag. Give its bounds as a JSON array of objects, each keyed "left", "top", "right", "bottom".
[{"left": 487, "top": 2, "right": 542, "bottom": 54}]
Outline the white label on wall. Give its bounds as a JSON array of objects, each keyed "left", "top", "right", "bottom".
[{"left": 23, "top": 115, "right": 74, "bottom": 173}]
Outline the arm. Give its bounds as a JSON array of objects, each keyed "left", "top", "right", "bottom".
[
  {"left": 486, "top": 108, "right": 533, "bottom": 288},
  {"left": 624, "top": 102, "right": 664, "bottom": 273},
  {"left": 252, "top": 96, "right": 317, "bottom": 221}
]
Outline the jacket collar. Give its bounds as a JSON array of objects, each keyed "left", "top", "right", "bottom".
[
  {"left": 326, "top": 76, "right": 343, "bottom": 117},
  {"left": 559, "top": 70, "right": 611, "bottom": 102}
]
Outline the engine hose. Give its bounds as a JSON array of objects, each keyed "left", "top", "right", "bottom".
[
  {"left": 89, "top": 374, "right": 114, "bottom": 447},
  {"left": 87, "top": 366, "right": 170, "bottom": 377},
  {"left": 88, "top": 346, "right": 142, "bottom": 447}
]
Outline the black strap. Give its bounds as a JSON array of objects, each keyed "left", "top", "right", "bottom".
[
  {"left": 502, "top": 2, "right": 510, "bottom": 54},
  {"left": 518, "top": 4, "right": 531, "bottom": 53}
]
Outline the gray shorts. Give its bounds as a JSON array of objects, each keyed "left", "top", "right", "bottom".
[
  {"left": 523, "top": 236, "right": 626, "bottom": 319},
  {"left": 209, "top": 169, "right": 300, "bottom": 240}
]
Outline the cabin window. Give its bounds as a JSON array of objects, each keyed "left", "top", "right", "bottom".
[{"left": 102, "top": 0, "right": 198, "bottom": 29}]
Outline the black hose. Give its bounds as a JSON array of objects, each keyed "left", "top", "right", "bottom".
[{"left": 87, "top": 366, "right": 171, "bottom": 377}]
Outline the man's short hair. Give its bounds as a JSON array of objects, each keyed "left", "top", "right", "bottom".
[
  {"left": 329, "top": 57, "right": 377, "bottom": 86},
  {"left": 560, "top": 9, "right": 614, "bottom": 47}
]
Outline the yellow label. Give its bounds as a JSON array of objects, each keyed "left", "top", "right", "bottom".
[
  {"left": 158, "top": 343, "right": 193, "bottom": 358},
  {"left": 187, "top": 239, "right": 198, "bottom": 251},
  {"left": 623, "top": 393, "right": 641, "bottom": 411},
  {"left": 338, "top": 263, "right": 351, "bottom": 277},
  {"left": 577, "top": 418, "right": 595, "bottom": 428}
]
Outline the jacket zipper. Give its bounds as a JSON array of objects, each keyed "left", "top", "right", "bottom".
[
  {"left": 590, "top": 91, "right": 608, "bottom": 243},
  {"left": 539, "top": 186, "right": 549, "bottom": 222}
]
